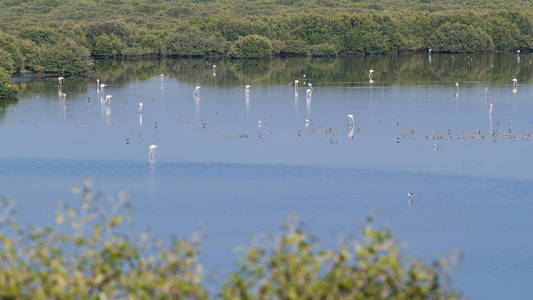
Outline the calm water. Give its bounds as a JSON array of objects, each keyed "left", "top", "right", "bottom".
[{"left": 2, "top": 54, "right": 533, "bottom": 298}]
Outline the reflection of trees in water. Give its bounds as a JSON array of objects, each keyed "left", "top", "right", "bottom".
[
  {"left": 15, "top": 54, "right": 533, "bottom": 97},
  {"left": 0, "top": 97, "right": 18, "bottom": 121}
]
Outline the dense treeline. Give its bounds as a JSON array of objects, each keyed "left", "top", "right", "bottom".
[
  {"left": 1, "top": 0, "right": 533, "bottom": 96},
  {"left": 0, "top": 180, "right": 460, "bottom": 298}
]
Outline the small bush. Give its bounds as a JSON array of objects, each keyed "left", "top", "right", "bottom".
[
  {"left": 309, "top": 43, "right": 338, "bottom": 56},
  {"left": 37, "top": 38, "right": 92, "bottom": 73},
  {"left": 0, "top": 68, "right": 18, "bottom": 98},
  {"left": 165, "top": 28, "right": 226, "bottom": 56},
  {"left": 279, "top": 39, "right": 308, "bottom": 55},
  {"left": 228, "top": 34, "right": 274, "bottom": 58},
  {"left": 92, "top": 34, "right": 127, "bottom": 56},
  {"left": 431, "top": 22, "right": 494, "bottom": 53}
]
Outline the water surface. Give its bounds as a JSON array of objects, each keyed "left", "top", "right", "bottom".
[{"left": 2, "top": 54, "right": 533, "bottom": 299}]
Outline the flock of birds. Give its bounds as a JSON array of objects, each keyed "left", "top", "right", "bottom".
[
  {"left": 54, "top": 66, "right": 527, "bottom": 166},
  {"left": 48, "top": 62, "right": 531, "bottom": 205}
]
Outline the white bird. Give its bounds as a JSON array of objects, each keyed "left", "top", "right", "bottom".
[
  {"left": 306, "top": 88, "right": 312, "bottom": 99},
  {"left": 212, "top": 65, "right": 217, "bottom": 76},
  {"left": 104, "top": 95, "right": 112, "bottom": 104},
  {"left": 512, "top": 78, "right": 518, "bottom": 87},
  {"left": 100, "top": 84, "right": 107, "bottom": 94},
  {"left": 407, "top": 192, "right": 414, "bottom": 206},
  {"left": 368, "top": 70, "right": 375, "bottom": 83},
  {"left": 148, "top": 145, "right": 158, "bottom": 164},
  {"left": 244, "top": 85, "right": 251, "bottom": 94},
  {"left": 57, "top": 77, "right": 66, "bottom": 96},
  {"left": 489, "top": 103, "right": 494, "bottom": 116},
  {"left": 346, "top": 114, "right": 355, "bottom": 126},
  {"left": 428, "top": 48, "right": 432, "bottom": 54},
  {"left": 294, "top": 80, "right": 299, "bottom": 88},
  {"left": 304, "top": 118, "right": 312, "bottom": 130},
  {"left": 193, "top": 86, "right": 201, "bottom": 97},
  {"left": 138, "top": 102, "right": 143, "bottom": 113},
  {"left": 96, "top": 79, "right": 100, "bottom": 91}
]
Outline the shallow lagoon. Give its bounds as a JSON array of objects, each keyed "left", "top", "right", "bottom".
[{"left": 2, "top": 54, "right": 533, "bottom": 299}]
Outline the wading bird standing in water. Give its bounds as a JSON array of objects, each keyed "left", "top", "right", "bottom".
[
  {"left": 138, "top": 102, "right": 143, "bottom": 113},
  {"left": 368, "top": 70, "right": 375, "bottom": 83},
  {"left": 346, "top": 114, "right": 355, "bottom": 127},
  {"left": 304, "top": 118, "right": 312, "bottom": 131},
  {"left": 291, "top": 80, "right": 300, "bottom": 96},
  {"left": 96, "top": 79, "right": 100, "bottom": 91},
  {"left": 104, "top": 95, "right": 112, "bottom": 105},
  {"left": 212, "top": 65, "right": 216, "bottom": 76},
  {"left": 193, "top": 86, "right": 201, "bottom": 98},
  {"left": 454, "top": 82, "right": 460, "bottom": 98},
  {"left": 57, "top": 77, "right": 66, "bottom": 97},
  {"left": 512, "top": 78, "right": 518, "bottom": 94},
  {"left": 148, "top": 145, "right": 158, "bottom": 164},
  {"left": 306, "top": 87, "right": 312, "bottom": 101},
  {"left": 407, "top": 192, "right": 414, "bottom": 207},
  {"left": 244, "top": 85, "right": 251, "bottom": 95}
]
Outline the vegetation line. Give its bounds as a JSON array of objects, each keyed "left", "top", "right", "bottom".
[{"left": 1, "top": 0, "right": 533, "bottom": 97}]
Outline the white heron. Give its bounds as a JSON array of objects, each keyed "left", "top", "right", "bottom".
[
  {"left": 138, "top": 102, "right": 143, "bottom": 113},
  {"left": 148, "top": 145, "right": 158, "bottom": 164},
  {"left": 428, "top": 48, "right": 432, "bottom": 54},
  {"left": 212, "top": 65, "right": 217, "bottom": 76},
  {"left": 193, "top": 86, "right": 201, "bottom": 97},
  {"left": 104, "top": 95, "right": 112, "bottom": 105},
  {"left": 512, "top": 78, "right": 518, "bottom": 88},
  {"left": 100, "top": 83, "right": 107, "bottom": 94},
  {"left": 346, "top": 114, "right": 355, "bottom": 126},
  {"left": 244, "top": 85, "right": 251, "bottom": 95}
]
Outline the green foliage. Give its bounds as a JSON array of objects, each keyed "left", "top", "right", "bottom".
[
  {"left": 92, "top": 34, "right": 127, "bottom": 57},
  {"left": 229, "top": 35, "right": 274, "bottom": 58},
  {"left": 431, "top": 23, "right": 495, "bottom": 53},
  {"left": 309, "top": 43, "right": 338, "bottom": 56},
  {"left": 36, "top": 38, "right": 92, "bottom": 73},
  {"left": 0, "top": 179, "right": 206, "bottom": 299},
  {"left": 222, "top": 215, "right": 460, "bottom": 299},
  {"left": 0, "top": 180, "right": 460, "bottom": 299},
  {"left": 0, "top": 68, "right": 17, "bottom": 98},
  {"left": 165, "top": 28, "right": 226, "bottom": 57},
  {"left": 0, "top": 0, "right": 533, "bottom": 74}
]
